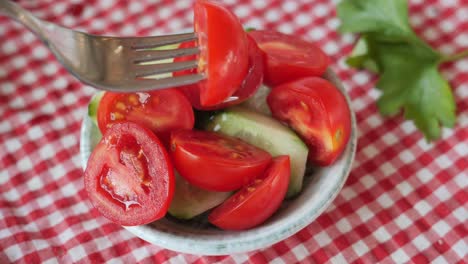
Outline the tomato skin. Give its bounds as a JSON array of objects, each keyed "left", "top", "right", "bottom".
[
  {"left": 176, "top": 36, "right": 264, "bottom": 110},
  {"left": 213, "top": 36, "right": 265, "bottom": 109},
  {"left": 170, "top": 130, "right": 272, "bottom": 192},
  {"left": 194, "top": 0, "right": 249, "bottom": 106},
  {"left": 208, "top": 156, "right": 290, "bottom": 230},
  {"left": 248, "top": 30, "right": 330, "bottom": 86},
  {"left": 84, "top": 122, "right": 174, "bottom": 226},
  {"left": 267, "top": 77, "right": 351, "bottom": 166},
  {"left": 97, "top": 90, "right": 194, "bottom": 144}
]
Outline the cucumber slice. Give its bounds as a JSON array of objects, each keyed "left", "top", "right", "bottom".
[
  {"left": 206, "top": 106, "right": 308, "bottom": 198},
  {"left": 168, "top": 173, "right": 232, "bottom": 220},
  {"left": 151, "top": 43, "right": 179, "bottom": 51},
  {"left": 87, "top": 91, "right": 104, "bottom": 126},
  {"left": 142, "top": 43, "right": 180, "bottom": 79},
  {"left": 241, "top": 84, "right": 271, "bottom": 116}
]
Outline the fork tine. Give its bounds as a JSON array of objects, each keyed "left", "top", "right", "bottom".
[
  {"left": 125, "top": 33, "right": 197, "bottom": 50},
  {"left": 92, "top": 74, "right": 204, "bottom": 92},
  {"left": 133, "top": 60, "right": 198, "bottom": 77},
  {"left": 134, "top": 74, "right": 205, "bottom": 91},
  {"left": 133, "top": 47, "right": 199, "bottom": 64}
]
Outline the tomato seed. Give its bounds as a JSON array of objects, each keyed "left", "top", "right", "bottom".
[
  {"left": 334, "top": 129, "right": 342, "bottom": 143},
  {"left": 110, "top": 112, "right": 124, "bottom": 120},
  {"left": 116, "top": 102, "right": 126, "bottom": 111},
  {"left": 129, "top": 95, "right": 139, "bottom": 106}
]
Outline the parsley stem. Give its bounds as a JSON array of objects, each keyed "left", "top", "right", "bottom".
[{"left": 440, "top": 50, "right": 468, "bottom": 64}]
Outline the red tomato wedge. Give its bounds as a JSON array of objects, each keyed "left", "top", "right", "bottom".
[
  {"left": 208, "top": 156, "right": 290, "bottom": 230},
  {"left": 84, "top": 122, "right": 175, "bottom": 226},
  {"left": 194, "top": 0, "right": 249, "bottom": 106},
  {"left": 248, "top": 30, "right": 330, "bottom": 86},
  {"left": 267, "top": 77, "right": 351, "bottom": 166},
  {"left": 170, "top": 130, "right": 272, "bottom": 192},
  {"left": 175, "top": 36, "right": 264, "bottom": 110},
  {"left": 97, "top": 90, "right": 194, "bottom": 144}
]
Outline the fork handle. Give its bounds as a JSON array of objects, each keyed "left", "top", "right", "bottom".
[{"left": 0, "top": 1, "right": 47, "bottom": 39}]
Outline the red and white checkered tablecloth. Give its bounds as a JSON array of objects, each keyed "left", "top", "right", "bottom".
[{"left": 1, "top": 0, "right": 467, "bottom": 263}]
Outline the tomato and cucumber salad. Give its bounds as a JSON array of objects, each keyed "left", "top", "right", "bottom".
[{"left": 84, "top": 0, "right": 351, "bottom": 230}]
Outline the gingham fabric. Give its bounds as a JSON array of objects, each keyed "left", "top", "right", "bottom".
[{"left": 1, "top": 0, "right": 467, "bottom": 263}]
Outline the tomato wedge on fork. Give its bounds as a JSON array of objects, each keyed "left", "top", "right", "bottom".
[
  {"left": 175, "top": 35, "right": 264, "bottom": 110},
  {"left": 193, "top": 0, "right": 250, "bottom": 107}
]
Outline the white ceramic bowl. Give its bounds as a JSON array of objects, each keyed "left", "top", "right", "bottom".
[{"left": 80, "top": 69, "right": 357, "bottom": 255}]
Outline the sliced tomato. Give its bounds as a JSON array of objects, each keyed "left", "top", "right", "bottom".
[
  {"left": 248, "top": 30, "right": 330, "bottom": 86},
  {"left": 84, "top": 122, "right": 175, "bottom": 226},
  {"left": 267, "top": 77, "right": 351, "bottom": 166},
  {"left": 175, "top": 36, "right": 264, "bottom": 110},
  {"left": 97, "top": 89, "right": 194, "bottom": 144},
  {"left": 193, "top": 0, "right": 249, "bottom": 106},
  {"left": 211, "top": 36, "right": 264, "bottom": 109},
  {"left": 170, "top": 130, "right": 272, "bottom": 192},
  {"left": 208, "top": 156, "right": 290, "bottom": 230}
]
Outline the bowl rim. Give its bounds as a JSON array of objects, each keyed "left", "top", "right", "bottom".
[{"left": 79, "top": 68, "right": 357, "bottom": 255}]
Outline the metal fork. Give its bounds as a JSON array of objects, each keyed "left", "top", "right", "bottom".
[{"left": 0, "top": 1, "right": 204, "bottom": 92}]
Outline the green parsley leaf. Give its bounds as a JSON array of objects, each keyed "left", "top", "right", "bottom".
[
  {"left": 345, "top": 35, "right": 380, "bottom": 73},
  {"left": 337, "top": 0, "right": 462, "bottom": 141},
  {"left": 337, "top": 0, "right": 413, "bottom": 41},
  {"left": 375, "top": 42, "right": 456, "bottom": 140}
]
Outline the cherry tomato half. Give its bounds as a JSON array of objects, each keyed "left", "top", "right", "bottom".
[
  {"left": 208, "top": 156, "right": 290, "bottom": 230},
  {"left": 194, "top": 0, "right": 249, "bottom": 106},
  {"left": 175, "top": 35, "right": 264, "bottom": 110},
  {"left": 267, "top": 77, "right": 351, "bottom": 166},
  {"left": 97, "top": 90, "right": 194, "bottom": 144},
  {"left": 84, "top": 122, "right": 175, "bottom": 226},
  {"left": 170, "top": 130, "right": 272, "bottom": 192},
  {"left": 248, "top": 30, "right": 330, "bottom": 86}
]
